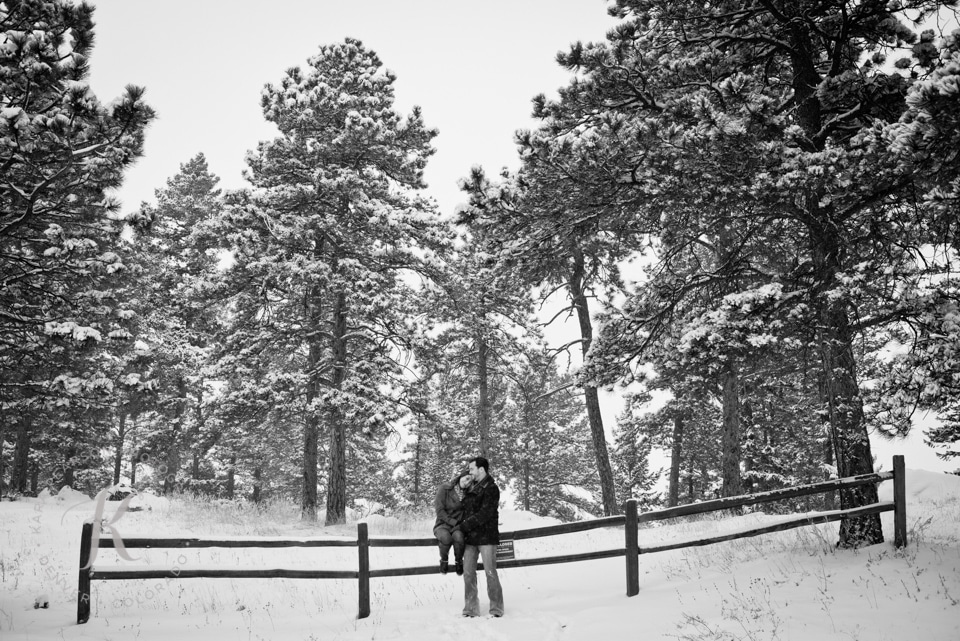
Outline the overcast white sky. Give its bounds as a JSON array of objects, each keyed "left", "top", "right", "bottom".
[
  {"left": 86, "top": 0, "right": 617, "bottom": 216},
  {"left": 82, "top": 0, "right": 955, "bottom": 474}
]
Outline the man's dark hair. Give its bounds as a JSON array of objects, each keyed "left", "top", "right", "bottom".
[{"left": 469, "top": 456, "right": 490, "bottom": 474}]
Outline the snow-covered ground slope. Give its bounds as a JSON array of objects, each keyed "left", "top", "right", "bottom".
[{"left": 1, "top": 469, "right": 958, "bottom": 640}]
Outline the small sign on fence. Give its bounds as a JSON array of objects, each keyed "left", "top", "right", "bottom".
[{"left": 496, "top": 539, "right": 515, "bottom": 561}]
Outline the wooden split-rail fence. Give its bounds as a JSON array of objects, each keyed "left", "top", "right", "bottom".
[{"left": 76, "top": 455, "right": 908, "bottom": 624}]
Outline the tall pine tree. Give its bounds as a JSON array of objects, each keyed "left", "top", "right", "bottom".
[
  {"left": 1, "top": 0, "right": 153, "bottom": 494},
  {"left": 214, "top": 39, "right": 449, "bottom": 523},
  {"left": 535, "top": 0, "right": 956, "bottom": 545}
]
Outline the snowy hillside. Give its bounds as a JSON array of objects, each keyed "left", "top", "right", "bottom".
[{"left": 1, "top": 469, "right": 958, "bottom": 640}]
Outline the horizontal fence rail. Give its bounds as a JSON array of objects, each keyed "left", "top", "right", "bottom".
[
  {"left": 636, "top": 471, "right": 895, "bottom": 524},
  {"left": 97, "top": 537, "right": 358, "bottom": 549},
  {"left": 77, "top": 455, "right": 907, "bottom": 624},
  {"left": 361, "top": 548, "right": 631, "bottom": 579},
  {"left": 637, "top": 502, "right": 895, "bottom": 555},
  {"left": 91, "top": 567, "right": 358, "bottom": 580}
]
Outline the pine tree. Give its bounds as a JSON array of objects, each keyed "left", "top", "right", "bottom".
[
  {"left": 872, "top": 28, "right": 960, "bottom": 461},
  {"left": 1, "top": 0, "right": 153, "bottom": 493},
  {"left": 214, "top": 39, "right": 449, "bottom": 524},
  {"left": 537, "top": 0, "right": 958, "bottom": 546},
  {"left": 499, "top": 354, "right": 601, "bottom": 519},
  {"left": 613, "top": 393, "right": 662, "bottom": 509},
  {"left": 395, "top": 367, "right": 476, "bottom": 509},
  {"left": 124, "top": 155, "right": 223, "bottom": 495},
  {"left": 428, "top": 231, "right": 538, "bottom": 459},
  {"left": 210, "top": 353, "right": 302, "bottom": 503},
  {"left": 741, "top": 365, "right": 833, "bottom": 512},
  {"left": 457, "top": 164, "right": 629, "bottom": 516}
]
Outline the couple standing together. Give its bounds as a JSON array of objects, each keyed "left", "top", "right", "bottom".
[{"left": 433, "top": 456, "right": 504, "bottom": 618}]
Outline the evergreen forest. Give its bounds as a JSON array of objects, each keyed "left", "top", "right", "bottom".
[{"left": 2, "top": 0, "right": 959, "bottom": 547}]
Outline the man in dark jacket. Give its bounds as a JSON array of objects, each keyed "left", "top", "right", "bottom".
[{"left": 459, "top": 456, "right": 504, "bottom": 618}]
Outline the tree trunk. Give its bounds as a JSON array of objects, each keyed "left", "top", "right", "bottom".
[
  {"left": 741, "top": 395, "right": 755, "bottom": 494},
  {"left": 810, "top": 219, "right": 882, "bottom": 546},
  {"left": 819, "top": 305, "right": 882, "bottom": 545},
  {"left": 129, "top": 415, "right": 139, "bottom": 487},
  {"left": 225, "top": 454, "right": 236, "bottom": 499},
  {"left": 523, "top": 400, "right": 532, "bottom": 512},
  {"left": 61, "top": 446, "right": 76, "bottom": 490},
  {"left": 786, "top": 14, "right": 882, "bottom": 547},
  {"left": 568, "top": 248, "right": 618, "bottom": 516},
  {"left": 252, "top": 466, "right": 263, "bottom": 504},
  {"left": 584, "top": 388, "right": 618, "bottom": 514},
  {"left": 0, "top": 418, "right": 6, "bottom": 496},
  {"left": 191, "top": 386, "right": 204, "bottom": 480},
  {"left": 715, "top": 219, "right": 743, "bottom": 501},
  {"left": 12, "top": 414, "right": 30, "bottom": 493},
  {"left": 720, "top": 360, "right": 742, "bottom": 498},
  {"left": 302, "top": 339, "right": 322, "bottom": 521},
  {"left": 113, "top": 409, "right": 127, "bottom": 485},
  {"left": 163, "top": 376, "right": 187, "bottom": 495},
  {"left": 476, "top": 336, "right": 492, "bottom": 457},
  {"left": 668, "top": 412, "right": 684, "bottom": 507},
  {"left": 412, "top": 436, "right": 422, "bottom": 506},
  {"left": 302, "top": 247, "right": 328, "bottom": 522},
  {"left": 523, "top": 458, "right": 531, "bottom": 512},
  {"left": 325, "top": 291, "right": 349, "bottom": 526},
  {"left": 822, "top": 432, "right": 836, "bottom": 510}
]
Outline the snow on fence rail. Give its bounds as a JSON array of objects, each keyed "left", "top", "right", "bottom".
[{"left": 76, "top": 455, "right": 908, "bottom": 624}]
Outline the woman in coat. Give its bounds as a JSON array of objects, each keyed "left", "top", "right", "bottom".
[{"left": 433, "top": 470, "right": 471, "bottom": 575}]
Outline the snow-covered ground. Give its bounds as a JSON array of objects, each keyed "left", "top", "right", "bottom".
[{"left": 2, "top": 469, "right": 958, "bottom": 640}]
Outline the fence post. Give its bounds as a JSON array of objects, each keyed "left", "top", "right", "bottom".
[
  {"left": 893, "top": 455, "right": 907, "bottom": 548},
  {"left": 77, "top": 521, "right": 93, "bottom": 624},
  {"left": 625, "top": 499, "right": 639, "bottom": 597},
  {"left": 357, "top": 522, "right": 370, "bottom": 619}
]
